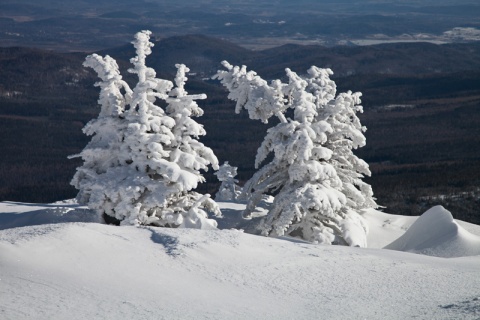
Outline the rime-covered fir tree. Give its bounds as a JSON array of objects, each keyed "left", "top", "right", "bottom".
[
  {"left": 71, "top": 30, "right": 221, "bottom": 228},
  {"left": 215, "top": 61, "right": 376, "bottom": 246},
  {"left": 214, "top": 162, "right": 241, "bottom": 201},
  {"left": 69, "top": 53, "right": 132, "bottom": 208}
]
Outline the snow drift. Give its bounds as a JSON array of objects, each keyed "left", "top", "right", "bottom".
[{"left": 385, "top": 205, "right": 480, "bottom": 257}]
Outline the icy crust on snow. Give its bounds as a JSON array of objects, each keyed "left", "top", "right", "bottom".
[
  {"left": 385, "top": 206, "right": 480, "bottom": 258},
  {"left": 0, "top": 221, "right": 479, "bottom": 320}
]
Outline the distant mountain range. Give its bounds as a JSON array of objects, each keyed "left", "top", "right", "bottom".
[
  {"left": 1, "top": 0, "right": 479, "bottom": 51},
  {"left": 99, "top": 35, "right": 480, "bottom": 80}
]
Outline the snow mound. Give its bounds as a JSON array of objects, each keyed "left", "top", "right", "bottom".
[
  {"left": 361, "top": 208, "right": 417, "bottom": 248},
  {"left": 385, "top": 206, "right": 480, "bottom": 258}
]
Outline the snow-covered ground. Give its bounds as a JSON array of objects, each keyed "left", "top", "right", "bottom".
[{"left": 1, "top": 200, "right": 479, "bottom": 319}]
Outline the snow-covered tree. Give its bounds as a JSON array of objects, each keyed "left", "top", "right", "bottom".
[
  {"left": 214, "top": 162, "right": 242, "bottom": 201},
  {"left": 71, "top": 30, "right": 221, "bottom": 228},
  {"left": 304, "top": 66, "right": 376, "bottom": 212},
  {"left": 69, "top": 53, "right": 132, "bottom": 207},
  {"left": 215, "top": 61, "right": 376, "bottom": 246}
]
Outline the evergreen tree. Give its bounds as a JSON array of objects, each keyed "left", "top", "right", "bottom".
[
  {"left": 71, "top": 30, "right": 220, "bottom": 228},
  {"left": 215, "top": 62, "right": 376, "bottom": 245},
  {"left": 70, "top": 53, "right": 132, "bottom": 208}
]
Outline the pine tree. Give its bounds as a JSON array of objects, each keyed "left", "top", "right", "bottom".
[
  {"left": 215, "top": 62, "right": 376, "bottom": 245},
  {"left": 71, "top": 30, "right": 221, "bottom": 228}
]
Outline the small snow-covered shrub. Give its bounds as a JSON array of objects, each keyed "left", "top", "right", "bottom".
[
  {"left": 71, "top": 31, "right": 221, "bottom": 228},
  {"left": 215, "top": 62, "right": 376, "bottom": 246},
  {"left": 214, "top": 162, "right": 242, "bottom": 201}
]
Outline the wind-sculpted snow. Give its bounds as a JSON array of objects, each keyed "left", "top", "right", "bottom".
[
  {"left": 0, "top": 203, "right": 479, "bottom": 320},
  {"left": 385, "top": 205, "right": 480, "bottom": 257}
]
